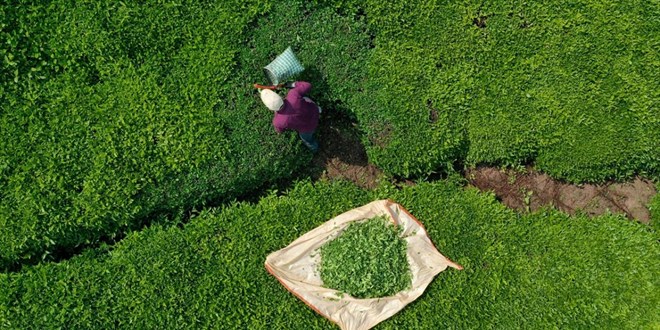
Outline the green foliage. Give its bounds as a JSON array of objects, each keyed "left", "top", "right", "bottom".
[
  {"left": 1, "top": 6, "right": 658, "bottom": 330},
  {"left": 347, "top": 0, "right": 659, "bottom": 182},
  {"left": 240, "top": 0, "right": 371, "bottom": 113},
  {"left": 319, "top": 216, "right": 411, "bottom": 298},
  {"left": 1, "top": 180, "right": 657, "bottom": 329},
  {"left": 650, "top": 185, "right": 660, "bottom": 233},
  {"left": 466, "top": 1, "right": 660, "bottom": 183},
  {"left": 4, "top": 0, "right": 657, "bottom": 269},
  {"left": 0, "top": 180, "right": 368, "bottom": 329},
  {"left": 381, "top": 183, "right": 659, "bottom": 329},
  {"left": 0, "top": 0, "right": 380, "bottom": 270},
  {"left": 0, "top": 0, "right": 313, "bottom": 269},
  {"left": 354, "top": 41, "right": 473, "bottom": 177}
]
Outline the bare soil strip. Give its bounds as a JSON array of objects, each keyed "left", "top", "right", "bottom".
[{"left": 465, "top": 167, "right": 656, "bottom": 223}]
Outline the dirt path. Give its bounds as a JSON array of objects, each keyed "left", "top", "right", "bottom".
[
  {"left": 309, "top": 111, "right": 656, "bottom": 223},
  {"left": 466, "top": 167, "right": 656, "bottom": 223}
]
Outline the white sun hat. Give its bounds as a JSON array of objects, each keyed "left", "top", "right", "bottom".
[{"left": 260, "top": 89, "right": 284, "bottom": 111}]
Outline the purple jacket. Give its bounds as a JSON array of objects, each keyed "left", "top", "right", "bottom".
[{"left": 273, "top": 81, "right": 319, "bottom": 134}]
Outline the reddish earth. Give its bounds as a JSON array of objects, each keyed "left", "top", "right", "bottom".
[
  {"left": 310, "top": 110, "right": 656, "bottom": 223},
  {"left": 466, "top": 167, "right": 656, "bottom": 223}
]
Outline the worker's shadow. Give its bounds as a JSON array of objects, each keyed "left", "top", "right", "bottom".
[{"left": 298, "top": 66, "right": 369, "bottom": 168}]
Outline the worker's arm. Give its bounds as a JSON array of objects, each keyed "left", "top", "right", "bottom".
[
  {"left": 286, "top": 81, "right": 312, "bottom": 97},
  {"left": 286, "top": 81, "right": 312, "bottom": 110}
]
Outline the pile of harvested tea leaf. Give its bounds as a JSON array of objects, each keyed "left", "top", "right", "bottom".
[{"left": 319, "top": 216, "right": 412, "bottom": 299}]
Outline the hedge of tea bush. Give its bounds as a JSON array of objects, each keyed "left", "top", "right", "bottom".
[
  {"left": 235, "top": 0, "right": 371, "bottom": 117},
  {"left": 0, "top": 1, "right": 282, "bottom": 267},
  {"left": 3, "top": 0, "right": 658, "bottom": 271},
  {"left": 0, "top": 0, "right": 375, "bottom": 270},
  {"left": 0, "top": 0, "right": 299, "bottom": 270},
  {"left": 344, "top": 0, "right": 659, "bottom": 182},
  {"left": 1, "top": 180, "right": 657, "bottom": 329}
]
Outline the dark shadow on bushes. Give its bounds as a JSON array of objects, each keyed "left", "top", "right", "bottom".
[{"left": 300, "top": 66, "right": 370, "bottom": 166}]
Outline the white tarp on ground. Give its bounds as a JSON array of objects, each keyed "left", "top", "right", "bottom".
[{"left": 265, "top": 199, "right": 463, "bottom": 330}]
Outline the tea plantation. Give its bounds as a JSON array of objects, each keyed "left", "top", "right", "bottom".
[
  {"left": 348, "top": 0, "right": 659, "bottom": 180},
  {"left": 0, "top": 0, "right": 374, "bottom": 269},
  {"left": 1, "top": 0, "right": 658, "bottom": 328},
  {"left": 1, "top": 180, "right": 658, "bottom": 328}
]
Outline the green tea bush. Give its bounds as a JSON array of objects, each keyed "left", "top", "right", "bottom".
[
  {"left": 3, "top": 0, "right": 657, "bottom": 277},
  {"left": 0, "top": 0, "right": 316, "bottom": 270},
  {"left": 340, "top": 0, "right": 475, "bottom": 177},
  {"left": 466, "top": 1, "right": 660, "bottom": 183},
  {"left": 0, "top": 180, "right": 368, "bottom": 329},
  {"left": 1, "top": 180, "right": 657, "bottom": 329},
  {"left": 0, "top": 0, "right": 378, "bottom": 269},
  {"left": 345, "top": 0, "right": 659, "bottom": 182},
  {"left": 650, "top": 185, "right": 660, "bottom": 233},
  {"left": 239, "top": 0, "right": 371, "bottom": 112}
]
